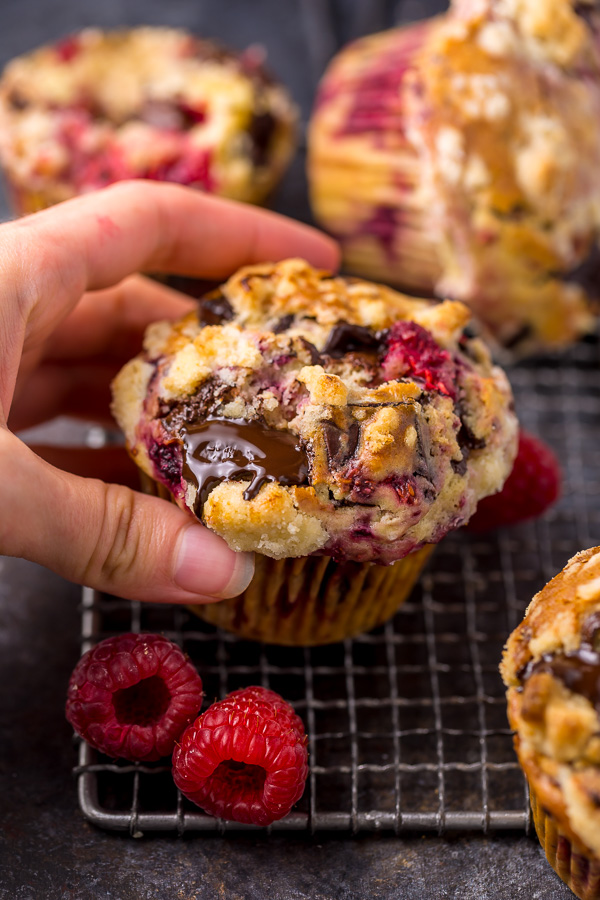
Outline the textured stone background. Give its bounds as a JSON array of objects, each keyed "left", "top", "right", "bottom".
[{"left": 0, "top": 1, "right": 574, "bottom": 897}]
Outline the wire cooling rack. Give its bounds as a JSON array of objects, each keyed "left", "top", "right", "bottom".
[{"left": 73, "top": 338, "right": 600, "bottom": 835}]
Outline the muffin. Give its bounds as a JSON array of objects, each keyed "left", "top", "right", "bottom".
[
  {"left": 0, "top": 27, "right": 297, "bottom": 214},
  {"left": 502, "top": 547, "right": 600, "bottom": 899},
  {"left": 111, "top": 258, "right": 518, "bottom": 645},
  {"left": 308, "top": 0, "right": 600, "bottom": 353}
]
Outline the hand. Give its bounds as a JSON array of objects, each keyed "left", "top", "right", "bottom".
[{"left": 0, "top": 181, "right": 339, "bottom": 603}]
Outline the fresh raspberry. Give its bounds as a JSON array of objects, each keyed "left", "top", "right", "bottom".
[
  {"left": 66, "top": 633, "right": 203, "bottom": 762},
  {"left": 466, "top": 430, "right": 561, "bottom": 533},
  {"left": 381, "top": 321, "right": 458, "bottom": 399},
  {"left": 172, "top": 686, "right": 308, "bottom": 826}
]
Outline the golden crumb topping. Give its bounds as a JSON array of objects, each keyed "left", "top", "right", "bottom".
[
  {"left": 112, "top": 259, "right": 518, "bottom": 562},
  {"left": 503, "top": 547, "right": 600, "bottom": 857}
]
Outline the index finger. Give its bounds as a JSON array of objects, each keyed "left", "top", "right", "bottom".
[{"left": 4, "top": 180, "right": 340, "bottom": 348}]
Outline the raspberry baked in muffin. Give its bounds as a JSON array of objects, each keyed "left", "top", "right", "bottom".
[
  {"left": 112, "top": 258, "right": 518, "bottom": 644},
  {"left": 0, "top": 27, "right": 297, "bottom": 213},
  {"left": 308, "top": 0, "right": 600, "bottom": 353},
  {"left": 502, "top": 547, "right": 600, "bottom": 900}
]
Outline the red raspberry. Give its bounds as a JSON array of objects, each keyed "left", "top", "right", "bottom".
[
  {"left": 172, "top": 686, "right": 308, "bottom": 826},
  {"left": 466, "top": 431, "right": 561, "bottom": 533},
  {"left": 66, "top": 633, "right": 203, "bottom": 762},
  {"left": 381, "top": 321, "right": 458, "bottom": 399}
]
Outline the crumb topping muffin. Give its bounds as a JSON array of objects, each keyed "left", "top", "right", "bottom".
[
  {"left": 0, "top": 27, "right": 297, "bottom": 208},
  {"left": 502, "top": 547, "right": 600, "bottom": 860},
  {"left": 112, "top": 258, "right": 518, "bottom": 563},
  {"left": 308, "top": 0, "right": 600, "bottom": 352}
]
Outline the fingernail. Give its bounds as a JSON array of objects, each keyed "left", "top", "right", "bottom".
[{"left": 174, "top": 525, "right": 255, "bottom": 598}]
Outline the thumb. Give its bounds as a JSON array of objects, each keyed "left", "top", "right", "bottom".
[{"left": 0, "top": 431, "right": 254, "bottom": 603}]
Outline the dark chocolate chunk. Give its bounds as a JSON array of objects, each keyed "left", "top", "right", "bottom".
[
  {"left": 563, "top": 240, "right": 600, "bottom": 304},
  {"left": 272, "top": 314, "right": 294, "bottom": 333},
  {"left": 298, "top": 337, "right": 323, "bottom": 366},
  {"left": 451, "top": 456, "right": 468, "bottom": 477},
  {"left": 247, "top": 110, "right": 276, "bottom": 166},
  {"left": 522, "top": 646, "right": 600, "bottom": 713},
  {"left": 181, "top": 417, "right": 309, "bottom": 512},
  {"left": 322, "top": 421, "right": 360, "bottom": 468},
  {"left": 199, "top": 292, "right": 235, "bottom": 325},
  {"left": 574, "top": 2, "right": 599, "bottom": 28},
  {"left": 8, "top": 90, "right": 28, "bottom": 111},
  {"left": 322, "top": 323, "right": 381, "bottom": 358},
  {"left": 581, "top": 611, "right": 600, "bottom": 648},
  {"left": 165, "top": 378, "right": 230, "bottom": 429},
  {"left": 457, "top": 420, "right": 486, "bottom": 452}
]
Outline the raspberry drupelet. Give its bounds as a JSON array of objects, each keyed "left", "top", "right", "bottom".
[
  {"left": 172, "top": 686, "right": 308, "bottom": 826},
  {"left": 66, "top": 633, "right": 203, "bottom": 762}
]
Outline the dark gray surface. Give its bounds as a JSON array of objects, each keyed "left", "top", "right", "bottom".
[
  {"left": 0, "top": 0, "right": 579, "bottom": 897},
  {"left": 0, "top": 560, "right": 572, "bottom": 900}
]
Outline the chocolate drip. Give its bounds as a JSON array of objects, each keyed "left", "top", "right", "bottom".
[
  {"left": 323, "top": 323, "right": 381, "bottom": 358},
  {"left": 182, "top": 418, "right": 309, "bottom": 511}
]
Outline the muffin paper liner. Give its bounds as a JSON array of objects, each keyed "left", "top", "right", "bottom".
[
  {"left": 530, "top": 785, "right": 600, "bottom": 900},
  {"left": 140, "top": 472, "right": 432, "bottom": 646},
  {"left": 308, "top": 21, "right": 440, "bottom": 295}
]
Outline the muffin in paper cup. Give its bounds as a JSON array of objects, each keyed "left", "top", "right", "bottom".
[
  {"left": 112, "top": 258, "right": 517, "bottom": 645},
  {"left": 308, "top": 0, "right": 600, "bottom": 354},
  {"left": 502, "top": 547, "right": 600, "bottom": 899},
  {"left": 140, "top": 471, "right": 432, "bottom": 646},
  {"left": 0, "top": 27, "right": 297, "bottom": 215}
]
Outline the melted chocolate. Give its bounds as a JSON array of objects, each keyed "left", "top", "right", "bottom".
[
  {"left": 323, "top": 323, "right": 381, "bottom": 358},
  {"left": 182, "top": 418, "right": 309, "bottom": 511}
]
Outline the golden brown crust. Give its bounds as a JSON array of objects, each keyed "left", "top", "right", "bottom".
[
  {"left": 112, "top": 258, "right": 518, "bottom": 561},
  {"left": 502, "top": 547, "right": 600, "bottom": 858}
]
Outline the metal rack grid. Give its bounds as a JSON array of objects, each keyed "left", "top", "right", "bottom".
[{"left": 73, "top": 339, "right": 600, "bottom": 835}]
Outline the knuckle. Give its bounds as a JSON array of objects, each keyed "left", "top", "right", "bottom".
[{"left": 83, "top": 484, "right": 144, "bottom": 587}]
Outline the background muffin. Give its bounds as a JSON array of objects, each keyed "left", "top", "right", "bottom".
[
  {"left": 112, "top": 258, "right": 517, "bottom": 643},
  {"left": 0, "top": 26, "right": 297, "bottom": 213},
  {"left": 502, "top": 547, "right": 600, "bottom": 900},
  {"left": 308, "top": 0, "right": 600, "bottom": 353}
]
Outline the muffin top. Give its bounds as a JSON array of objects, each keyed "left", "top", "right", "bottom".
[
  {"left": 0, "top": 27, "right": 297, "bottom": 204},
  {"left": 502, "top": 547, "right": 600, "bottom": 857},
  {"left": 112, "top": 258, "right": 518, "bottom": 563},
  {"left": 309, "top": 0, "right": 600, "bottom": 352}
]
